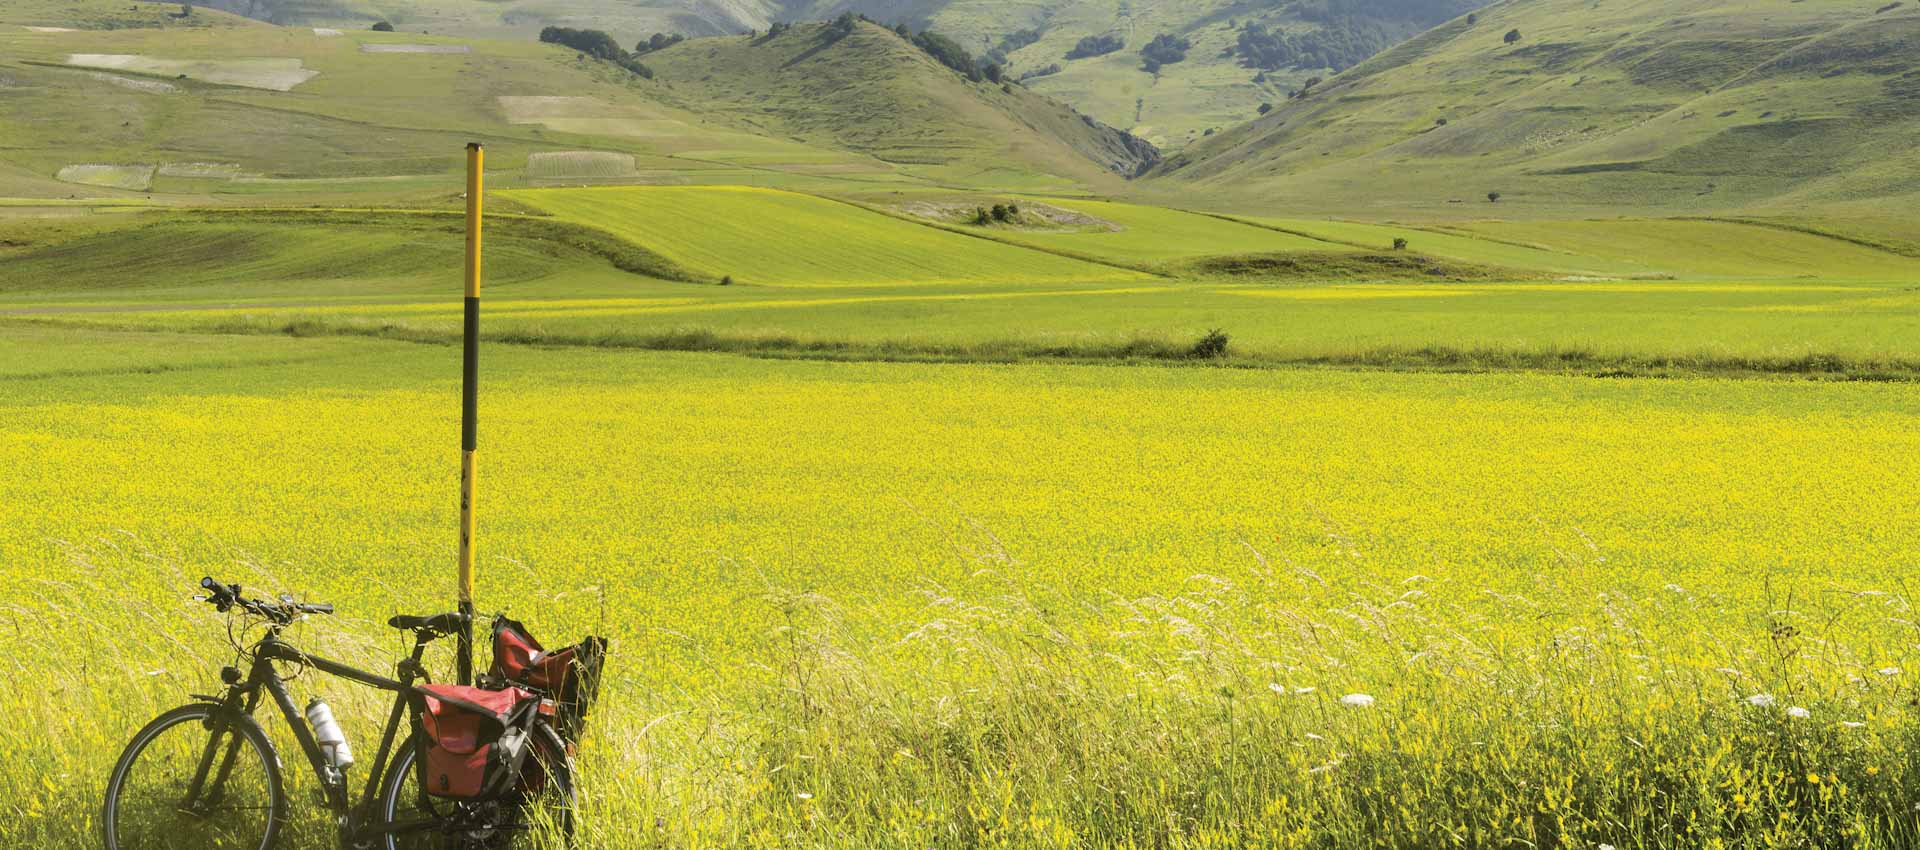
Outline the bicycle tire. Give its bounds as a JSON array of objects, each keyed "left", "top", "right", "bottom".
[
  {"left": 376, "top": 723, "right": 575, "bottom": 850},
  {"left": 102, "top": 702, "right": 285, "bottom": 850}
]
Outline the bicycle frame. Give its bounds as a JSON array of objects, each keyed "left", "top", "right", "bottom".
[{"left": 194, "top": 627, "right": 445, "bottom": 843}]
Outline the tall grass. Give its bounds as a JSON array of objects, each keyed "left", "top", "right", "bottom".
[{"left": 11, "top": 538, "right": 1917, "bottom": 849}]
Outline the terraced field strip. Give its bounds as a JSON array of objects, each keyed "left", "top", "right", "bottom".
[
  {"left": 507, "top": 186, "right": 1153, "bottom": 287},
  {"left": 64, "top": 53, "right": 318, "bottom": 91},
  {"left": 998, "top": 197, "right": 1348, "bottom": 263},
  {"left": 1231, "top": 216, "right": 1666, "bottom": 277},
  {"left": 1445, "top": 219, "right": 1920, "bottom": 280}
]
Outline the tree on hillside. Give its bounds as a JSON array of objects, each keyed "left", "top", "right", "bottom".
[
  {"left": 1139, "top": 34, "right": 1191, "bottom": 72},
  {"left": 634, "top": 32, "right": 684, "bottom": 54},
  {"left": 1066, "top": 34, "right": 1124, "bottom": 60},
  {"left": 371, "top": 21, "right": 394, "bottom": 31},
  {"left": 983, "top": 62, "right": 1004, "bottom": 83},
  {"left": 912, "top": 29, "right": 982, "bottom": 81},
  {"left": 540, "top": 27, "right": 653, "bottom": 77},
  {"left": 1258, "top": 102, "right": 1273, "bottom": 114},
  {"left": 826, "top": 12, "right": 858, "bottom": 39},
  {"left": 1487, "top": 191, "right": 1502, "bottom": 202},
  {"left": 1504, "top": 28, "right": 1522, "bottom": 44}
]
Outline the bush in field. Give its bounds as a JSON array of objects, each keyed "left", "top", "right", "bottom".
[
  {"left": 540, "top": 27, "right": 653, "bottom": 78},
  {"left": 1393, "top": 237, "right": 1409, "bottom": 250},
  {"left": 1505, "top": 28, "right": 1523, "bottom": 44},
  {"left": 1191, "top": 328, "right": 1230, "bottom": 358},
  {"left": 370, "top": 21, "right": 393, "bottom": 32},
  {"left": 1488, "top": 191, "right": 1502, "bottom": 202},
  {"left": 1067, "top": 34, "right": 1124, "bottom": 60},
  {"left": 634, "top": 33, "right": 683, "bottom": 54},
  {"left": 1140, "top": 34, "right": 1191, "bottom": 73},
  {"left": 541, "top": 26, "right": 625, "bottom": 61}
]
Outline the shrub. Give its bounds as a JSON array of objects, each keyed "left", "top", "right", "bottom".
[
  {"left": 540, "top": 26, "right": 625, "bottom": 61},
  {"left": 719, "top": 275, "right": 733, "bottom": 286},
  {"left": 1487, "top": 191, "right": 1502, "bottom": 202},
  {"left": 972, "top": 207, "right": 991, "bottom": 225},
  {"left": 1139, "top": 34, "right": 1192, "bottom": 71},
  {"left": 1393, "top": 237, "right": 1409, "bottom": 250},
  {"left": 983, "top": 63, "right": 1004, "bottom": 83},
  {"left": 634, "top": 33, "right": 684, "bottom": 54},
  {"left": 1066, "top": 35, "right": 1124, "bottom": 60},
  {"left": 370, "top": 21, "right": 394, "bottom": 32},
  {"left": 990, "top": 204, "right": 1011, "bottom": 222},
  {"left": 1258, "top": 102, "right": 1273, "bottom": 115},
  {"left": 913, "top": 30, "right": 981, "bottom": 81},
  {"left": 1191, "top": 329, "right": 1229, "bottom": 358},
  {"left": 1018, "top": 63, "right": 1062, "bottom": 82},
  {"left": 1504, "top": 28, "right": 1522, "bottom": 44}
]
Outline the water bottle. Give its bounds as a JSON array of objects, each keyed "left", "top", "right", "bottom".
[{"left": 305, "top": 698, "right": 355, "bottom": 770}]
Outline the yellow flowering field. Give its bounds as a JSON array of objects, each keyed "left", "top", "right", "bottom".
[{"left": 2, "top": 329, "right": 1917, "bottom": 848}]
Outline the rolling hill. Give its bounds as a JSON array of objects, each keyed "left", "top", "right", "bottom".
[
  {"left": 1150, "top": 0, "right": 1920, "bottom": 219},
  {"left": 0, "top": 3, "right": 1152, "bottom": 199},
  {"left": 183, "top": 0, "right": 1495, "bottom": 149},
  {"left": 639, "top": 20, "right": 1157, "bottom": 188}
]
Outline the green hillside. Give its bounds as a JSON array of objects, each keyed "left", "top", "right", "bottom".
[
  {"left": 509, "top": 185, "right": 1151, "bottom": 285},
  {"left": 1152, "top": 0, "right": 1920, "bottom": 219},
  {"left": 177, "top": 0, "right": 1494, "bottom": 150},
  {"left": 0, "top": 4, "right": 1163, "bottom": 199},
  {"left": 639, "top": 21, "right": 1158, "bottom": 189}
]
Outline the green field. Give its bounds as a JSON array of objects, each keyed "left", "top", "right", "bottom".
[
  {"left": 5, "top": 1, "right": 1920, "bottom": 847},
  {"left": 5, "top": 326, "right": 1920, "bottom": 849}
]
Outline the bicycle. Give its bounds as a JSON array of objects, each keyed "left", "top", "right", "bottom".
[{"left": 101, "top": 577, "right": 574, "bottom": 850}]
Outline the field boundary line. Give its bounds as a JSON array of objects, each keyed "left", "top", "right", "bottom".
[
  {"left": 25, "top": 316, "right": 1920, "bottom": 383},
  {"left": 814, "top": 194, "right": 1173, "bottom": 278}
]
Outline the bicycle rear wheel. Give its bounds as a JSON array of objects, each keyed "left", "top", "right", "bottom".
[
  {"left": 377, "top": 725, "right": 574, "bottom": 850},
  {"left": 102, "top": 703, "right": 284, "bottom": 850}
]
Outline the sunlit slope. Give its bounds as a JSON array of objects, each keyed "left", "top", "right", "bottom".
[
  {"left": 1154, "top": 0, "right": 1920, "bottom": 218},
  {"left": 0, "top": 7, "right": 900, "bottom": 200},
  {"left": 1240, "top": 217, "right": 1920, "bottom": 280},
  {"left": 641, "top": 22, "right": 1155, "bottom": 191},
  {"left": 0, "top": 209, "right": 695, "bottom": 298},
  {"left": 508, "top": 186, "right": 1151, "bottom": 286},
  {"left": 993, "top": 199, "right": 1342, "bottom": 264}
]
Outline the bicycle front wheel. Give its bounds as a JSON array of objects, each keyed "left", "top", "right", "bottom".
[{"left": 102, "top": 703, "right": 284, "bottom": 850}]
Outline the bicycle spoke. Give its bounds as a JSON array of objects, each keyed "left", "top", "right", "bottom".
[{"left": 107, "top": 709, "right": 278, "bottom": 850}]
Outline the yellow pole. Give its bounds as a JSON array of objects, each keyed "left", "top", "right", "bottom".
[{"left": 458, "top": 142, "right": 483, "bottom": 684}]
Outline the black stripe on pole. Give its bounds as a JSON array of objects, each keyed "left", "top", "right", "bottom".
[{"left": 461, "top": 296, "right": 479, "bottom": 451}]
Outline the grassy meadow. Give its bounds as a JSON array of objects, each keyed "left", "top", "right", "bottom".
[
  {"left": 4, "top": 325, "right": 1920, "bottom": 849},
  {"left": 4, "top": 7, "right": 1920, "bottom": 843}
]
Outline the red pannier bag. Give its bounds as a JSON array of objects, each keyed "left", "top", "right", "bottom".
[
  {"left": 489, "top": 615, "right": 606, "bottom": 743},
  {"left": 417, "top": 684, "right": 539, "bottom": 799}
]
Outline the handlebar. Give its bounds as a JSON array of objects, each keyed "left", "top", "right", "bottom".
[{"left": 198, "top": 576, "right": 334, "bottom": 624}]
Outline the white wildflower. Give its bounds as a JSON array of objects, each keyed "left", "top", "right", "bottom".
[
  {"left": 1746, "top": 693, "right": 1776, "bottom": 707},
  {"left": 1295, "top": 686, "right": 1316, "bottom": 695},
  {"left": 1600, "top": 844, "right": 1617, "bottom": 850},
  {"left": 1269, "top": 682, "right": 1286, "bottom": 695},
  {"left": 1842, "top": 721, "right": 1866, "bottom": 729},
  {"left": 1340, "top": 693, "right": 1375, "bottom": 708},
  {"left": 795, "top": 792, "right": 813, "bottom": 800},
  {"left": 1878, "top": 666, "right": 1902, "bottom": 676},
  {"left": 1787, "top": 706, "right": 1810, "bottom": 719}
]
